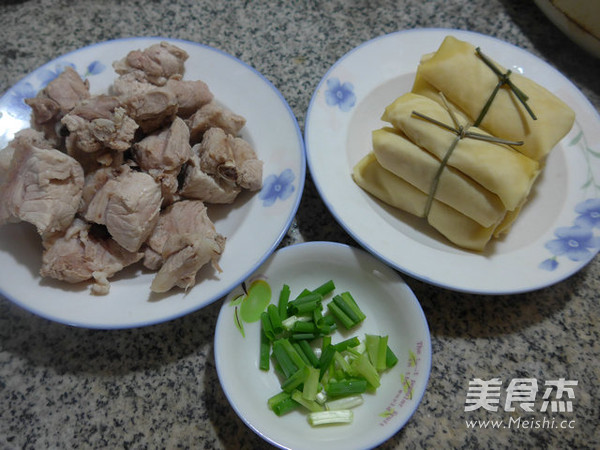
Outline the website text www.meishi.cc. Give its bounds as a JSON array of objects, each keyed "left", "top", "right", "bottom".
[{"left": 466, "top": 416, "right": 576, "bottom": 430}]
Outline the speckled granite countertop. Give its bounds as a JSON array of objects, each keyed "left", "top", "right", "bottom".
[{"left": 1, "top": 0, "right": 599, "bottom": 449}]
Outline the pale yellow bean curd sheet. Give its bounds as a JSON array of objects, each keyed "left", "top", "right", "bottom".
[{"left": 351, "top": 35, "right": 576, "bottom": 251}]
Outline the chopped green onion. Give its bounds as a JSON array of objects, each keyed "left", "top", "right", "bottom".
[
  {"left": 326, "top": 301, "right": 355, "bottom": 329},
  {"left": 281, "top": 366, "right": 309, "bottom": 393},
  {"left": 325, "top": 395, "right": 364, "bottom": 411},
  {"left": 332, "top": 294, "right": 362, "bottom": 325},
  {"left": 365, "top": 334, "right": 389, "bottom": 372},
  {"left": 312, "top": 307, "right": 323, "bottom": 326},
  {"left": 292, "top": 333, "right": 318, "bottom": 341},
  {"left": 316, "top": 313, "right": 337, "bottom": 334},
  {"left": 294, "top": 288, "right": 313, "bottom": 299},
  {"left": 292, "top": 321, "right": 317, "bottom": 334},
  {"left": 267, "top": 304, "right": 283, "bottom": 335},
  {"left": 268, "top": 391, "right": 300, "bottom": 416},
  {"left": 386, "top": 345, "right": 399, "bottom": 368},
  {"left": 311, "top": 279, "right": 335, "bottom": 297},
  {"left": 376, "top": 335, "right": 389, "bottom": 372},
  {"left": 308, "top": 410, "right": 353, "bottom": 426},
  {"left": 321, "top": 335, "right": 332, "bottom": 351},
  {"left": 259, "top": 327, "right": 271, "bottom": 371},
  {"left": 296, "top": 340, "right": 320, "bottom": 367},
  {"left": 272, "top": 339, "right": 298, "bottom": 378},
  {"left": 291, "top": 292, "right": 322, "bottom": 304},
  {"left": 279, "top": 338, "right": 307, "bottom": 370},
  {"left": 325, "top": 379, "right": 368, "bottom": 397},
  {"left": 277, "top": 284, "right": 291, "bottom": 320},
  {"left": 268, "top": 391, "right": 290, "bottom": 410},
  {"left": 261, "top": 281, "right": 398, "bottom": 428},
  {"left": 281, "top": 314, "right": 310, "bottom": 331},
  {"left": 316, "top": 323, "right": 335, "bottom": 335},
  {"left": 292, "top": 389, "right": 324, "bottom": 412},
  {"left": 350, "top": 351, "right": 380, "bottom": 389},
  {"left": 353, "top": 340, "right": 366, "bottom": 355},
  {"left": 344, "top": 346, "right": 362, "bottom": 358},
  {"left": 273, "top": 397, "right": 300, "bottom": 416},
  {"left": 288, "top": 293, "right": 323, "bottom": 315},
  {"left": 261, "top": 311, "right": 275, "bottom": 341},
  {"left": 315, "top": 390, "right": 328, "bottom": 405},
  {"left": 302, "top": 366, "right": 321, "bottom": 401},
  {"left": 333, "top": 336, "right": 360, "bottom": 352},
  {"left": 340, "top": 292, "right": 366, "bottom": 322},
  {"left": 318, "top": 345, "right": 336, "bottom": 380},
  {"left": 365, "top": 334, "right": 379, "bottom": 367},
  {"left": 293, "top": 342, "right": 311, "bottom": 366},
  {"left": 328, "top": 292, "right": 366, "bottom": 329},
  {"left": 333, "top": 351, "right": 352, "bottom": 374}
]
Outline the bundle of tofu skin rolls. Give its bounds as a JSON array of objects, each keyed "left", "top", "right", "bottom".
[{"left": 352, "top": 36, "right": 576, "bottom": 251}]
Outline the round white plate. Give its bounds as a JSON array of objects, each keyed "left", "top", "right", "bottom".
[
  {"left": 215, "top": 241, "right": 431, "bottom": 450},
  {"left": 305, "top": 28, "right": 600, "bottom": 294},
  {"left": 0, "top": 37, "right": 305, "bottom": 328}
]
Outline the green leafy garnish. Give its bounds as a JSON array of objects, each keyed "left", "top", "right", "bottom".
[
  {"left": 257, "top": 280, "right": 397, "bottom": 427},
  {"left": 240, "top": 279, "right": 272, "bottom": 323}
]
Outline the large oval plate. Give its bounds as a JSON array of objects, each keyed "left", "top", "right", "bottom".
[
  {"left": 0, "top": 37, "right": 305, "bottom": 328},
  {"left": 215, "top": 241, "right": 431, "bottom": 450},
  {"left": 305, "top": 28, "right": 600, "bottom": 294}
]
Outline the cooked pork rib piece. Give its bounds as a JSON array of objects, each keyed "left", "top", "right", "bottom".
[
  {"left": 40, "top": 218, "right": 143, "bottom": 295},
  {"left": 0, "top": 132, "right": 84, "bottom": 236},
  {"left": 133, "top": 117, "right": 191, "bottom": 205},
  {"left": 110, "top": 72, "right": 155, "bottom": 98},
  {"left": 133, "top": 117, "right": 191, "bottom": 171},
  {"left": 79, "top": 166, "right": 117, "bottom": 214},
  {"left": 0, "top": 129, "right": 52, "bottom": 183},
  {"left": 142, "top": 246, "right": 163, "bottom": 271},
  {"left": 61, "top": 95, "right": 133, "bottom": 174},
  {"left": 199, "top": 127, "right": 263, "bottom": 188},
  {"left": 121, "top": 88, "right": 178, "bottom": 134},
  {"left": 113, "top": 74, "right": 214, "bottom": 121},
  {"left": 61, "top": 94, "right": 138, "bottom": 158},
  {"left": 145, "top": 200, "right": 225, "bottom": 293},
  {"left": 149, "top": 169, "right": 181, "bottom": 206},
  {"left": 186, "top": 101, "right": 246, "bottom": 144},
  {"left": 151, "top": 238, "right": 222, "bottom": 293},
  {"left": 229, "top": 135, "right": 263, "bottom": 191},
  {"left": 197, "top": 127, "right": 237, "bottom": 182},
  {"left": 164, "top": 79, "right": 214, "bottom": 118},
  {"left": 66, "top": 145, "right": 126, "bottom": 174},
  {"left": 112, "top": 41, "right": 189, "bottom": 86},
  {"left": 81, "top": 165, "right": 162, "bottom": 252},
  {"left": 179, "top": 152, "right": 241, "bottom": 204},
  {"left": 178, "top": 127, "right": 262, "bottom": 203},
  {"left": 0, "top": 147, "right": 14, "bottom": 185},
  {"left": 25, "top": 67, "right": 90, "bottom": 145}
]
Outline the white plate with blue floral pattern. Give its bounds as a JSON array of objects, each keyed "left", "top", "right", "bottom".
[
  {"left": 305, "top": 28, "right": 600, "bottom": 294},
  {"left": 0, "top": 37, "right": 305, "bottom": 328}
]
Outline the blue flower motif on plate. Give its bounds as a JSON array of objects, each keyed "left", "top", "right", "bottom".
[
  {"left": 85, "top": 60, "right": 106, "bottom": 77},
  {"left": 259, "top": 168, "right": 295, "bottom": 207},
  {"left": 540, "top": 198, "right": 600, "bottom": 271},
  {"left": 1, "top": 59, "right": 106, "bottom": 124},
  {"left": 4, "top": 81, "right": 37, "bottom": 120},
  {"left": 540, "top": 125, "right": 600, "bottom": 271},
  {"left": 36, "top": 62, "right": 77, "bottom": 88},
  {"left": 574, "top": 198, "right": 600, "bottom": 229},
  {"left": 324, "top": 77, "right": 356, "bottom": 112},
  {"left": 544, "top": 223, "right": 600, "bottom": 260}
]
